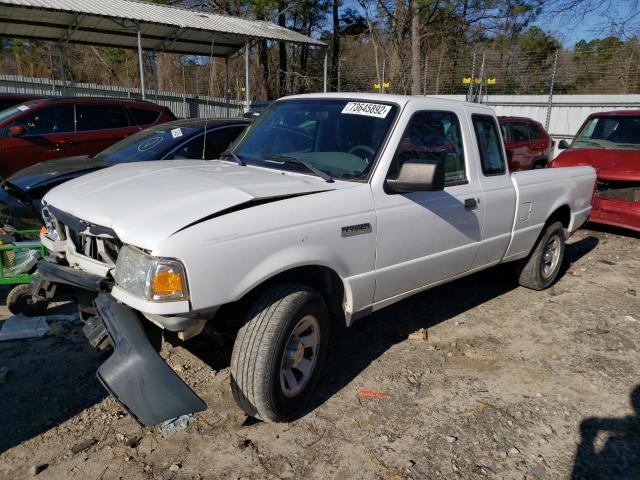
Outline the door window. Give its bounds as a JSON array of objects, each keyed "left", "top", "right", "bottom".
[
  {"left": 528, "top": 124, "right": 542, "bottom": 140},
  {"left": 473, "top": 114, "right": 506, "bottom": 176},
  {"left": 389, "top": 111, "right": 467, "bottom": 186},
  {"left": 511, "top": 122, "right": 530, "bottom": 142},
  {"left": 76, "top": 104, "right": 130, "bottom": 131},
  {"left": 130, "top": 108, "right": 160, "bottom": 126},
  {"left": 14, "top": 105, "right": 74, "bottom": 135}
]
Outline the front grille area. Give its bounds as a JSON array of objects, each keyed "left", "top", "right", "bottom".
[
  {"left": 64, "top": 224, "right": 121, "bottom": 265},
  {"left": 596, "top": 180, "right": 640, "bottom": 203}
]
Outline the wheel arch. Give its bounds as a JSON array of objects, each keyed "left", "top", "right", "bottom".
[{"left": 548, "top": 203, "right": 571, "bottom": 230}]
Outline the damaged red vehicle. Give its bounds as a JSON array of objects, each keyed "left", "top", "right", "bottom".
[{"left": 548, "top": 110, "right": 640, "bottom": 232}]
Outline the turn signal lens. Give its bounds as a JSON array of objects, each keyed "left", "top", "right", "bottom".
[
  {"left": 40, "top": 226, "right": 48, "bottom": 234},
  {"left": 150, "top": 263, "right": 187, "bottom": 301}
]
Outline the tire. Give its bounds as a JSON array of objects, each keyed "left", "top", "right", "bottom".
[
  {"left": 516, "top": 221, "right": 566, "bottom": 290},
  {"left": 230, "top": 283, "right": 329, "bottom": 422},
  {"left": 6, "top": 284, "right": 49, "bottom": 316}
]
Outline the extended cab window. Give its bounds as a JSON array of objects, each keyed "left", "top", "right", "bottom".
[
  {"left": 77, "top": 104, "right": 130, "bottom": 131},
  {"left": 389, "top": 111, "right": 466, "bottom": 186},
  {"left": 13, "top": 105, "right": 74, "bottom": 135},
  {"left": 473, "top": 114, "right": 506, "bottom": 176}
]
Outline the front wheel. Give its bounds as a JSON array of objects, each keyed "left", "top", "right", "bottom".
[
  {"left": 230, "top": 283, "right": 329, "bottom": 422},
  {"left": 515, "top": 221, "right": 566, "bottom": 290}
]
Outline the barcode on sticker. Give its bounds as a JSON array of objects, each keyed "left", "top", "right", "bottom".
[
  {"left": 341, "top": 102, "right": 391, "bottom": 118},
  {"left": 171, "top": 128, "right": 183, "bottom": 139}
]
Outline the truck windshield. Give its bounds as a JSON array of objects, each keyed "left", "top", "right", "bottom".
[
  {"left": 233, "top": 99, "right": 397, "bottom": 181},
  {"left": 573, "top": 115, "right": 640, "bottom": 150}
]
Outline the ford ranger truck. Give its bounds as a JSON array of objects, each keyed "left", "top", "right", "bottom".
[{"left": 34, "top": 94, "right": 596, "bottom": 426}]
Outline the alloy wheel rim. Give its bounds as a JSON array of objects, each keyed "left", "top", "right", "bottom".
[
  {"left": 541, "top": 234, "right": 561, "bottom": 279},
  {"left": 280, "top": 314, "right": 320, "bottom": 398}
]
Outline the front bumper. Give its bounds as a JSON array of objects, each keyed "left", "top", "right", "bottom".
[
  {"left": 93, "top": 293, "right": 206, "bottom": 426},
  {"left": 591, "top": 197, "right": 640, "bottom": 232}
]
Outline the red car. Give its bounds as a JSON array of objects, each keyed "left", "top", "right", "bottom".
[
  {"left": 548, "top": 110, "right": 640, "bottom": 232},
  {"left": 0, "top": 97, "right": 175, "bottom": 177},
  {"left": 499, "top": 116, "right": 555, "bottom": 171}
]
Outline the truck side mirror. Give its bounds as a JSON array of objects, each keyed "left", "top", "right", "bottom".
[
  {"left": 386, "top": 160, "right": 445, "bottom": 194},
  {"left": 8, "top": 125, "right": 25, "bottom": 137},
  {"left": 558, "top": 139, "right": 570, "bottom": 150}
]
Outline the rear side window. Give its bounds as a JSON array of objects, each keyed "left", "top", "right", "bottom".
[
  {"left": 14, "top": 105, "right": 74, "bottom": 135},
  {"left": 528, "top": 124, "right": 542, "bottom": 140},
  {"left": 130, "top": 108, "right": 161, "bottom": 126},
  {"left": 472, "top": 114, "right": 506, "bottom": 176},
  {"left": 390, "top": 111, "right": 467, "bottom": 186},
  {"left": 511, "top": 122, "right": 530, "bottom": 142},
  {"left": 76, "top": 104, "right": 130, "bottom": 131}
]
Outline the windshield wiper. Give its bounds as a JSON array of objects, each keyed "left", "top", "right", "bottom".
[
  {"left": 262, "top": 154, "right": 334, "bottom": 183},
  {"left": 219, "top": 150, "right": 246, "bottom": 166}
]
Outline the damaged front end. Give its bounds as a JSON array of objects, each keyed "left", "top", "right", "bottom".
[
  {"left": 35, "top": 207, "right": 207, "bottom": 426},
  {"left": 592, "top": 177, "right": 640, "bottom": 232},
  {"left": 93, "top": 294, "right": 206, "bottom": 426}
]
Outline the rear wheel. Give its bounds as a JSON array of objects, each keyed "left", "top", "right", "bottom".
[
  {"left": 7, "top": 284, "right": 49, "bottom": 316},
  {"left": 516, "top": 221, "right": 565, "bottom": 290},
  {"left": 230, "top": 283, "right": 329, "bottom": 422}
]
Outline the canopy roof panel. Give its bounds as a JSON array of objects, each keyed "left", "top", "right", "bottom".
[{"left": 0, "top": 0, "right": 325, "bottom": 57}]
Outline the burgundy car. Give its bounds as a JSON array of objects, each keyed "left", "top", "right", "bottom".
[
  {"left": 0, "top": 97, "right": 175, "bottom": 177},
  {"left": 548, "top": 110, "right": 640, "bottom": 232},
  {"left": 499, "top": 116, "right": 554, "bottom": 171}
]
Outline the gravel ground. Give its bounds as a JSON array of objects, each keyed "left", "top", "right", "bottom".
[{"left": 0, "top": 225, "right": 638, "bottom": 480}]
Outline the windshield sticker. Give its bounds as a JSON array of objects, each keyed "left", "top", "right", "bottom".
[
  {"left": 16, "top": 105, "right": 30, "bottom": 112},
  {"left": 171, "top": 128, "right": 183, "bottom": 139},
  {"left": 137, "top": 136, "right": 164, "bottom": 151},
  {"left": 341, "top": 102, "right": 391, "bottom": 119}
]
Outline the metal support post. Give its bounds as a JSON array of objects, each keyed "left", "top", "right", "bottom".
[
  {"left": 244, "top": 40, "right": 250, "bottom": 113},
  {"left": 225, "top": 57, "right": 230, "bottom": 118},
  {"left": 137, "top": 23, "right": 146, "bottom": 100},
  {"left": 323, "top": 48, "right": 328, "bottom": 93},
  {"left": 546, "top": 49, "right": 559, "bottom": 131}
]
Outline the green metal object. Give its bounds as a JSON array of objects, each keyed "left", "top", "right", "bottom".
[{"left": 0, "top": 229, "right": 45, "bottom": 286}]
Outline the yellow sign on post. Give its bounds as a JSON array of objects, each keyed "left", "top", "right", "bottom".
[
  {"left": 373, "top": 82, "right": 391, "bottom": 90},
  {"left": 487, "top": 78, "right": 496, "bottom": 85}
]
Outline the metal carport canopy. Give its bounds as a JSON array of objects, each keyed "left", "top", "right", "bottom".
[
  {"left": 0, "top": 0, "right": 329, "bottom": 107},
  {"left": 0, "top": 0, "right": 325, "bottom": 56}
]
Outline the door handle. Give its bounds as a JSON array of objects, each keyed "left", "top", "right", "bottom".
[{"left": 464, "top": 198, "right": 478, "bottom": 209}]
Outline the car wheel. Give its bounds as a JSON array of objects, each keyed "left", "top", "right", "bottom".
[
  {"left": 230, "top": 283, "right": 329, "bottom": 422},
  {"left": 515, "top": 221, "right": 566, "bottom": 290},
  {"left": 7, "top": 283, "right": 49, "bottom": 316}
]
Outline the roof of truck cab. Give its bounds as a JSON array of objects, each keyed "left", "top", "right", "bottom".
[{"left": 282, "top": 92, "right": 495, "bottom": 111}]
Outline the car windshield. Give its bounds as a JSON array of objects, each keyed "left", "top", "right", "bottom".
[
  {"left": 233, "top": 99, "right": 398, "bottom": 181},
  {"left": 573, "top": 115, "right": 640, "bottom": 150},
  {"left": 95, "top": 124, "right": 200, "bottom": 164}
]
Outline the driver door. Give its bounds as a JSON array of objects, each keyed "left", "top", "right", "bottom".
[{"left": 373, "top": 110, "right": 484, "bottom": 303}]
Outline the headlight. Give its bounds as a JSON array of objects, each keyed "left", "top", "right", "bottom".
[
  {"left": 41, "top": 207, "right": 59, "bottom": 241},
  {"left": 114, "top": 245, "right": 188, "bottom": 302}
]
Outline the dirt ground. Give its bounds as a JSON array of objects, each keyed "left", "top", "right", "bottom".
[{"left": 0, "top": 225, "right": 638, "bottom": 480}]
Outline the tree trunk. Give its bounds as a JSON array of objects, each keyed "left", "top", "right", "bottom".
[
  {"left": 278, "top": 0, "right": 288, "bottom": 96},
  {"left": 331, "top": 0, "right": 340, "bottom": 91},
  {"left": 411, "top": 0, "right": 421, "bottom": 95}
]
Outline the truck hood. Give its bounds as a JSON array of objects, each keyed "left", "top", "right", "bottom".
[
  {"left": 552, "top": 148, "right": 640, "bottom": 181},
  {"left": 43, "top": 160, "right": 340, "bottom": 250}
]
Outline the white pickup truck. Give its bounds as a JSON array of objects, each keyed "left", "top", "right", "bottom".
[{"left": 35, "top": 93, "right": 596, "bottom": 426}]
